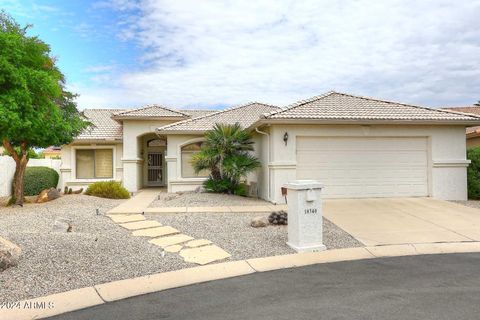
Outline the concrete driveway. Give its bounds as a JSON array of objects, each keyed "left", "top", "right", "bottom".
[{"left": 324, "top": 198, "right": 480, "bottom": 246}]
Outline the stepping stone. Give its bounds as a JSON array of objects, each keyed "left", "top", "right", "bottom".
[
  {"left": 132, "top": 226, "right": 179, "bottom": 237},
  {"left": 185, "top": 239, "right": 212, "bottom": 248},
  {"left": 149, "top": 234, "right": 194, "bottom": 248},
  {"left": 119, "top": 220, "right": 162, "bottom": 230},
  {"left": 164, "top": 245, "right": 183, "bottom": 253},
  {"left": 180, "top": 245, "right": 231, "bottom": 265},
  {"left": 108, "top": 214, "right": 146, "bottom": 223}
]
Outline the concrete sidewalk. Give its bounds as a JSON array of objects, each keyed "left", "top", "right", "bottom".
[
  {"left": 144, "top": 204, "right": 288, "bottom": 214},
  {"left": 108, "top": 189, "right": 287, "bottom": 215},
  {"left": 107, "top": 188, "right": 164, "bottom": 214}
]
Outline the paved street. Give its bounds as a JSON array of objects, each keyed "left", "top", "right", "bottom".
[{"left": 50, "top": 253, "right": 480, "bottom": 320}]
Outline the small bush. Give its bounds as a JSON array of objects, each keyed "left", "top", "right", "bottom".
[
  {"left": 203, "top": 177, "right": 233, "bottom": 193},
  {"left": 85, "top": 181, "right": 130, "bottom": 199},
  {"left": 233, "top": 183, "right": 248, "bottom": 197},
  {"left": 23, "top": 166, "right": 59, "bottom": 196},
  {"left": 467, "top": 148, "right": 480, "bottom": 199}
]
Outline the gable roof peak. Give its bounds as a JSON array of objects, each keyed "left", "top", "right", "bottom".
[
  {"left": 157, "top": 101, "right": 279, "bottom": 133},
  {"left": 263, "top": 91, "right": 480, "bottom": 122}
]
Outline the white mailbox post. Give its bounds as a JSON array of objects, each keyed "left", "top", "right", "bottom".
[{"left": 284, "top": 180, "right": 326, "bottom": 252}]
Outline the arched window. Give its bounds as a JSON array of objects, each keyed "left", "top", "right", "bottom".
[
  {"left": 181, "top": 141, "right": 209, "bottom": 178},
  {"left": 147, "top": 139, "right": 166, "bottom": 147}
]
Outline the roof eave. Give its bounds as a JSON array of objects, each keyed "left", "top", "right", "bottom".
[
  {"left": 155, "top": 129, "right": 206, "bottom": 135},
  {"left": 111, "top": 116, "right": 189, "bottom": 121},
  {"left": 71, "top": 138, "right": 123, "bottom": 144},
  {"left": 255, "top": 118, "right": 480, "bottom": 126}
]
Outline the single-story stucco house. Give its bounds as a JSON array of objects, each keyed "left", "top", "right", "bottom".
[
  {"left": 60, "top": 91, "right": 480, "bottom": 203},
  {"left": 442, "top": 106, "right": 480, "bottom": 149}
]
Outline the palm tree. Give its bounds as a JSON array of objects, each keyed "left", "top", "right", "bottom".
[{"left": 192, "top": 123, "right": 261, "bottom": 194}]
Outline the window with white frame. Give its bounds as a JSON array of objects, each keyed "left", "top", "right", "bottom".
[
  {"left": 181, "top": 142, "right": 209, "bottom": 178},
  {"left": 76, "top": 149, "right": 113, "bottom": 179}
]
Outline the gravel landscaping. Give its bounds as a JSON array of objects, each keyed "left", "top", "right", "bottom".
[
  {"left": 0, "top": 192, "right": 362, "bottom": 303},
  {"left": 147, "top": 212, "right": 362, "bottom": 260},
  {"left": 149, "top": 191, "right": 270, "bottom": 207},
  {"left": 451, "top": 200, "right": 480, "bottom": 209},
  {"left": 0, "top": 195, "right": 189, "bottom": 303}
]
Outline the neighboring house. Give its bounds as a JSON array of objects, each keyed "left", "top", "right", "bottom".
[
  {"left": 42, "top": 146, "right": 62, "bottom": 159},
  {"left": 61, "top": 91, "right": 480, "bottom": 202},
  {"left": 442, "top": 106, "right": 480, "bottom": 149}
]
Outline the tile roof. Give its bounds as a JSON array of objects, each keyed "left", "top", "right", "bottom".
[
  {"left": 441, "top": 106, "right": 480, "bottom": 134},
  {"left": 441, "top": 106, "right": 480, "bottom": 115},
  {"left": 180, "top": 109, "right": 217, "bottom": 118},
  {"left": 263, "top": 91, "right": 480, "bottom": 122},
  {"left": 157, "top": 102, "right": 280, "bottom": 133},
  {"left": 76, "top": 109, "right": 125, "bottom": 141},
  {"left": 113, "top": 105, "right": 190, "bottom": 118}
]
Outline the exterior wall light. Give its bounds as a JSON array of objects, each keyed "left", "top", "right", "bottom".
[{"left": 283, "top": 132, "right": 289, "bottom": 146}]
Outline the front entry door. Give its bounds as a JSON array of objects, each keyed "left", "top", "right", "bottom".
[{"left": 147, "top": 152, "right": 164, "bottom": 186}]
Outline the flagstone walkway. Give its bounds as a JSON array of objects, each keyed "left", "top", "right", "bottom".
[
  {"left": 105, "top": 189, "right": 287, "bottom": 265},
  {"left": 106, "top": 212, "right": 231, "bottom": 265}
]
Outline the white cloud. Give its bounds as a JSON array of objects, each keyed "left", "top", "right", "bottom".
[
  {"left": 84, "top": 65, "right": 116, "bottom": 73},
  {"left": 77, "top": 0, "right": 480, "bottom": 108}
]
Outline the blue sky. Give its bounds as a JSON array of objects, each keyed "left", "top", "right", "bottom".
[{"left": 2, "top": 0, "right": 480, "bottom": 110}]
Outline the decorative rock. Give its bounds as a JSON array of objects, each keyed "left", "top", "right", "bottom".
[
  {"left": 185, "top": 239, "right": 212, "bottom": 248},
  {"left": 194, "top": 186, "right": 206, "bottom": 193},
  {"left": 53, "top": 218, "right": 73, "bottom": 232},
  {"left": 0, "top": 236, "right": 21, "bottom": 271},
  {"left": 250, "top": 217, "right": 268, "bottom": 228},
  {"left": 164, "top": 245, "right": 183, "bottom": 253},
  {"left": 268, "top": 210, "right": 288, "bottom": 225},
  {"left": 36, "top": 188, "right": 61, "bottom": 203},
  {"left": 180, "top": 245, "right": 231, "bottom": 265}
]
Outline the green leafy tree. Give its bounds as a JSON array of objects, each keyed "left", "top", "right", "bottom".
[
  {"left": 0, "top": 12, "right": 89, "bottom": 206},
  {"left": 467, "top": 147, "right": 480, "bottom": 199},
  {"left": 192, "top": 123, "right": 261, "bottom": 195}
]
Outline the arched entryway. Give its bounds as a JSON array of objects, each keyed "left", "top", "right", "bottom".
[{"left": 141, "top": 133, "right": 167, "bottom": 187}]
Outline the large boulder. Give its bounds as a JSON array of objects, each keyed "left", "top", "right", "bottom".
[
  {"left": 36, "top": 188, "right": 61, "bottom": 203},
  {"left": 0, "top": 236, "right": 21, "bottom": 271},
  {"left": 250, "top": 216, "right": 268, "bottom": 228}
]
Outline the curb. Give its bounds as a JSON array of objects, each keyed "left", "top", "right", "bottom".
[{"left": 4, "top": 241, "right": 480, "bottom": 319}]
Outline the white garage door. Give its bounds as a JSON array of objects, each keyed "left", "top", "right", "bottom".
[{"left": 296, "top": 137, "right": 429, "bottom": 198}]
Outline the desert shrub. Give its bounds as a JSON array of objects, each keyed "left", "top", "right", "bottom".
[
  {"left": 192, "top": 123, "right": 260, "bottom": 195},
  {"left": 23, "top": 166, "right": 59, "bottom": 196},
  {"left": 85, "top": 181, "right": 130, "bottom": 199},
  {"left": 233, "top": 183, "right": 248, "bottom": 197},
  {"left": 467, "top": 147, "right": 480, "bottom": 199},
  {"left": 203, "top": 177, "right": 234, "bottom": 193}
]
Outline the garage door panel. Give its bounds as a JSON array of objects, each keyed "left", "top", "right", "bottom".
[{"left": 296, "top": 137, "right": 428, "bottom": 198}]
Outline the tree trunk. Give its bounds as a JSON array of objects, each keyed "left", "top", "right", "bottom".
[
  {"left": 2, "top": 139, "right": 28, "bottom": 206},
  {"left": 12, "top": 156, "right": 28, "bottom": 206}
]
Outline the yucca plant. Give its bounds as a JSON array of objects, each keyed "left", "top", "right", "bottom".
[{"left": 192, "top": 123, "right": 260, "bottom": 195}]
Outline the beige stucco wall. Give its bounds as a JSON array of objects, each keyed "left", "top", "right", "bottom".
[
  {"left": 121, "top": 120, "right": 177, "bottom": 192},
  {"left": 266, "top": 124, "right": 469, "bottom": 203},
  {"left": 60, "top": 142, "right": 123, "bottom": 192},
  {"left": 165, "top": 135, "right": 207, "bottom": 193},
  {"left": 165, "top": 134, "right": 264, "bottom": 194}
]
